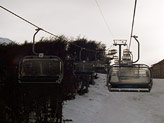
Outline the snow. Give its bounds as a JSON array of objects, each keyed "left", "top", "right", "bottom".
[{"left": 63, "top": 74, "right": 164, "bottom": 123}]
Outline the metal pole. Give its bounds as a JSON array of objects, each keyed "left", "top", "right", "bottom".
[
  {"left": 129, "top": 0, "right": 138, "bottom": 50},
  {"left": 132, "top": 35, "right": 140, "bottom": 63},
  {"left": 32, "top": 28, "right": 42, "bottom": 55},
  {"left": 119, "top": 45, "right": 121, "bottom": 65}
]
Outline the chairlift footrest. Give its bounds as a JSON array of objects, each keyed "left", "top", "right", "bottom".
[{"left": 109, "top": 87, "right": 150, "bottom": 92}]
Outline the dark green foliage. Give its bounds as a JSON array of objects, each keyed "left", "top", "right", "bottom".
[
  {"left": 68, "top": 38, "right": 105, "bottom": 61},
  {"left": 0, "top": 35, "right": 106, "bottom": 122},
  {"left": 68, "top": 37, "right": 106, "bottom": 61}
]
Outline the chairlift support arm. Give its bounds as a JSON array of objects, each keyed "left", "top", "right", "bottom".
[
  {"left": 32, "top": 28, "right": 42, "bottom": 55},
  {"left": 79, "top": 48, "right": 85, "bottom": 61},
  {"left": 132, "top": 35, "right": 140, "bottom": 63}
]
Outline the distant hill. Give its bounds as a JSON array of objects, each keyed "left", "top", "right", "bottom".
[{"left": 0, "top": 37, "right": 13, "bottom": 44}]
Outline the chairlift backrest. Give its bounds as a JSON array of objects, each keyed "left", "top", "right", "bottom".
[
  {"left": 18, "top": 56, "right": 64, "bottom": 83},
  {"left": 109, "top": 64, "right": 152, "bottom": 84},
  {"left": 73, "top": 61, "right": 95, "bottom": 75},
  {"left": 122, "top": 48, "right": 132, "bottom": 64},
  {"left": 108, "top": 49, "right": 117, "bottom": 55},
  {"left": 94, "top": 61, "right": 107, "bottom": 74},
  {"left": 106, "top": 54, "right": 114, "bottom": 60}
]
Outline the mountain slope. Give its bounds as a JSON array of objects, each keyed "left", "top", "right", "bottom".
[
  {"left": 63, "top": 74, "right": 164, "bottom": 123},
  {"left": 0, "top": 37, "right": 12, "bottom": 44}
]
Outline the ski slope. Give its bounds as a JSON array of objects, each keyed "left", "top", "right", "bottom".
[{"left": 63, "top": 74, "right": 164, "bottom": 123}]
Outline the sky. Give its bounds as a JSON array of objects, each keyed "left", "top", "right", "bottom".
[{"left": 0, "top": 0, "right": 164, "bottom": 66}]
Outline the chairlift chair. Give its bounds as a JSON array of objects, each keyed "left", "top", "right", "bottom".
[
  {"left": 122, "top": 48, "right": 132, "bottom": 65},
  {"left": 106, "top": 54, "right": 114, "bottom": 60},
  {"left": 108, "top": 64, "right": 153, "bottom": 92},
  {"left": 94, "top": 60, "right": 107, "bottom": 74},
  {"left": 73, "top": 47, "right": 96, "bottom": 76},
  {"left": 107, "top": 38, "right": 153, "bottom": 92},
  {"left": 73, "top": 61, "right": 95, "bottom": 76},
  {"left": 18, "top": 55, "right": 63, "bottom": 83},
  {"left": 108, "top": 49, "right": 117, "bottom": 55},
  {"left": 18, "top": 28, "right": 64, "bottom": 83},
  {"left": 113, "top": 56, "right": 119, "bottom": 64}
]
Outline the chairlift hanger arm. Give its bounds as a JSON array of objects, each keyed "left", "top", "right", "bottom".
[
  {"left": 129, "top": 0, "right": 138, "bottom": 49},
  {"left": 79, "top": 48, "right": 84, "bottom": 61},
  {"left": 32, "top": 28, "right": 42, "bottom": 56},
  {"left": 132, "top": 35, "right": 140, "bottom": 63}
]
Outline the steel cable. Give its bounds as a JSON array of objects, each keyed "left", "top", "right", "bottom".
[
  {"left": 0, "top": 5, "right": 101, "bottom": 53},
  {"left": 129, "top": 0, "right": 137, "bottom": 49},
  {"left": 94, "top": 0, "right": 114, "bottom": 39}
]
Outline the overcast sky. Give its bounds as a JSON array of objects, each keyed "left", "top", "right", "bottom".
[{"left": 0, "top": 0, "right": 164, "bottom": 66}]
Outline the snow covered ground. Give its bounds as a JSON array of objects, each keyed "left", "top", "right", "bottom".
[{"left": 63, "top": 74, "right": 164, "bottom": 123}]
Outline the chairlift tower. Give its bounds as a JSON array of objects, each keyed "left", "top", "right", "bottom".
[{"left": 113, "top": 40, "right": 127, "bottom": 65}]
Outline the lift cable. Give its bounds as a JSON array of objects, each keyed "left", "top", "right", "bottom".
[
  {"left": 94, "top": 0, "right": 114, "bottom": 39},
  {"left": 0, "top": 5, "right": 101, "bottom": 53},
  {"left": 129, "top": 0, "right": 137, "bottom": 50},
  {"left": 0, "top": 6, "right": 58, "bottom": 38}
]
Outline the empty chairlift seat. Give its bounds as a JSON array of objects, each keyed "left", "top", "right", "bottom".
[
  {"left": 94, "top": 61, "right": 107, "bottom": 74},
  {"left": 73, "top": 61, "right": 95, "bottom": 75},
  {"left": 18, "top": 56, "right": 64, "bottom": 83},
  {"left": 107, "top": 64, "right": 153, "bottom": 92}
]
